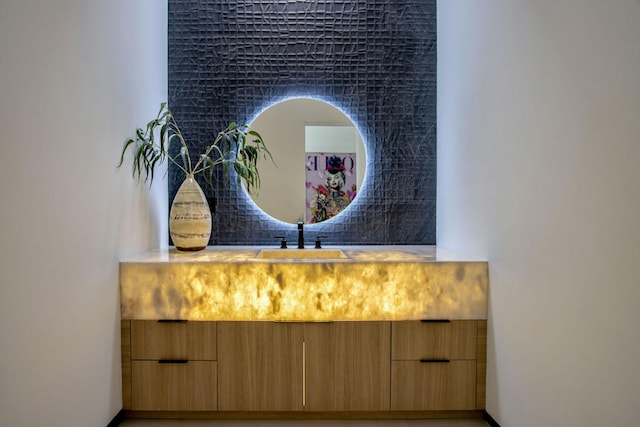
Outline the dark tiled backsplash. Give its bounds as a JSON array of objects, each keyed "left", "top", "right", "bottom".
[{"left": 168, "top": 0, "right": 436, "bottom": 245}]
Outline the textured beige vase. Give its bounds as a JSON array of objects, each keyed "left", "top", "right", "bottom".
[{"left": 169, "top": 175, "right": 212, "bottom": 251}]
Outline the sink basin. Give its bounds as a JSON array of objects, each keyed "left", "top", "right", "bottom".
[{"left": 256, "top": 248, "right": 347, "bottom": 260}]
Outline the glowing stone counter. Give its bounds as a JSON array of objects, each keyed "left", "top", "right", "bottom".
[{"left": 120, "top": 246, "right": 488, "bottom": 321}]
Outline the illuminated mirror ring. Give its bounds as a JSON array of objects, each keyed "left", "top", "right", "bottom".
[{"left": 246, "top": 98, "right": 368, "bottom": 225}]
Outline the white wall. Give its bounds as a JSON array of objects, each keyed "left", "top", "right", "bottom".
[
  {"left": 438, "top": 1, "right": 640, "bottom": 426},
  {"left": 0, "top": 1, "right": 167, "bottom": 426}
]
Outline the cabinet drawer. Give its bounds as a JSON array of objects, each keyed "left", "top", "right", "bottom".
[
  {"left": 392, "top": 320, "right": 477, "bottom": 360},
  {"left": 391, "top": 360, "right": 476, "bottom": 410},
  {"left": 132, "top": 360, "right": 217, "bottom": 411},
  {"left": 131, "top": 320, "right": 216, "bottom": 360}
]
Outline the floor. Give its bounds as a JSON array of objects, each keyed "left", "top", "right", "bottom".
[{"left": 119, "top": 419, "right": 490, "bottom": 427}]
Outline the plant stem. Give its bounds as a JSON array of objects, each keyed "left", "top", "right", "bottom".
[{"left": 167, "top": 155, "right": 189, "bottom": 176}]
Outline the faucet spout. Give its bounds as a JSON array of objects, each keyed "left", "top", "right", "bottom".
[{"left": 297, "top": 221, "right": 304, "bottom": 249}]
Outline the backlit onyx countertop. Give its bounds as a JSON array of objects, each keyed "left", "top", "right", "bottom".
[{"left": 120, "top": 246, "right": 488, "bottom": 321}]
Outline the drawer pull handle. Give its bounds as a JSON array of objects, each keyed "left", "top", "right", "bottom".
[
  {"left": 420, "top": 319, "right": 451, "bottom": 323},
  {"left": 157, "top": 319, "right": 188, "bottom": 323},
  {"left": 158, "top": 359, "right": 189, "bottom": 364},
  {"left": 419, "top": 359, "right": 450, "bottom": 363}
]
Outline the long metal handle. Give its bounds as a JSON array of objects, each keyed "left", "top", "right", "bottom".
[
  {"left": 157, "top": 319, "right": 188, "bottom": 323},
  {"left": 158, "top": 359, "right": 188, "bottom": 364},
  {"left": 420, "top": 319, "right": 451, "bottom": 323},
  {"left": 302, "top": 341, "right": 306, "bottom": 408}
]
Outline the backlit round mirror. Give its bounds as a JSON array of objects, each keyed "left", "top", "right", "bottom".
[{"left": 249, "top": 98, "right": 366, "bottom": 224}]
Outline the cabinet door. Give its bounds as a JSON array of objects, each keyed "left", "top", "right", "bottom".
[
  {"left": 217, "top": 321, "right": 304, "bottom": 411},
  {"left": 304, "top": 322, "right": 391, "bottom": 411}
]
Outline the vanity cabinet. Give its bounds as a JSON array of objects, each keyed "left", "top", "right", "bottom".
[
  {"left": 217, "top": 321, "right": 390, "bottom": 412},
  {"left": 390, "top": 320, "right": 487, "bottom": 411},
  {"left": 120, "top": 246, "right": 488, "bottom": 418},
  {"left": 122, "top": 319, "right": 486, "bottom": 416},
  {"left": 123, "top": 320, "right": 217, "bottom": 411}
]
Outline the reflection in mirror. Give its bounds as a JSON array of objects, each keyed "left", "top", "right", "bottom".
[{"left": 249, "top": 98, "right": 366, "bottom": 224}]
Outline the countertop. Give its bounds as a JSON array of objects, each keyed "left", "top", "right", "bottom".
[{"left": 120, "top": 245, "right": 488, "bottom": 321}]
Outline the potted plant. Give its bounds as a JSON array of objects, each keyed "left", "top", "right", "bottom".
[{"left": 118, "top": 102, "right": 272, "bottom": 251}]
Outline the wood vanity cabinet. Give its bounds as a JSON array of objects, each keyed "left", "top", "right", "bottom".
[
  {"left": 121, "top": 319, "right": 486, "bottom": 416},
  {"left": 122, "top": 320, "right": 217, "bottom": 411},
  {"left": 217, "top": 321, "right": 390, "bottom": 412}
]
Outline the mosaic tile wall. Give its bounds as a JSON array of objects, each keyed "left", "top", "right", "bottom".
[{"left": 168, "top": 0, "right": 436, "bottom": 245}]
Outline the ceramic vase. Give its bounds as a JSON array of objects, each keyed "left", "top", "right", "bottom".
[{"left": 169, "top": 174, "right": 212, "bottom": 251}]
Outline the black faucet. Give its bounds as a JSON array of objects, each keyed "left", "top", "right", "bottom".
[{"left": 297, "top": 220, "right": 304, "bottom": 249}]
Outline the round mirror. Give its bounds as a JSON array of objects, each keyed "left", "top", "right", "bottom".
[{"left": 249, "top": 98, "right": 367, "bottom": 224}]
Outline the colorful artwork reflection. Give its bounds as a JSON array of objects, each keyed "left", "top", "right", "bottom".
[{"left": 306, "top": 153, "right": 357, "bottom": 223}]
